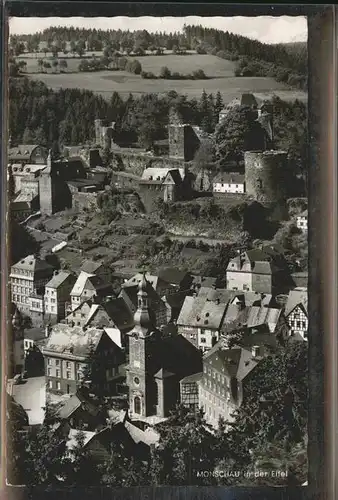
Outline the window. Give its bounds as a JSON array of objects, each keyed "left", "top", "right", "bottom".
[
  {"left": 48, "top": 358, "right": 52, "bottom": 365},
  {"left": 134, "top": 377, "right": 140, "bottom": 385},
  {"left": 200, "top": 338, "right": 206, "bottom": 344},
  {"left": 55, "top": 360, "right": 60, "bottom": 366},
  {"left": 56, "top": 382, "right": 61, "bottom": 391},
  {"left": 48, "top": 368, "right": 51, "bottom": 376},
  {"left": 66, "top": 371, "right": 71, "bottom": 380},
  {"left": 134, "top": 396, "right": 141, "bottom": 414},
  {"left": 56, "top": 369, "right": 60, "bottom": 378},
  {"left": 296, "top": 321, "right": 301, "bottom": 328},
  {"left": 51, "top": 306, "right": 55, "bottom": 312},
  {"left": 302, "top": 321, "right": 307, "bottom": 329},
  {"left": 66, "top": 361, "right": 71, "bottom": 369},
  {"left": 48, "top": 380, "right": 53, "bottom": 389},
  {"left": 51, "top": 299, "right": 56, "bottom": 304}
]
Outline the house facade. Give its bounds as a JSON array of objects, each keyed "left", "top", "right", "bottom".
[
  {"left": 10, "top": 255, "right": 54, "bottom": 314},
  {"left": 198, "top": 343, "right": 262, "bottom": 428},
  {"left": 42, "top": 324, "right": 125, "bottom": 395},
  {"left": 69, "top": 271, "right": 112, "bottom": 312},
  {"left": 226, "top": 248, "right": 287, "bottom": 295},
  {"left": 296, "top": 211, "right": 308, "bottom": 233},
  {"left": 44, "top": 271, "right": 76, "bottom": 323},
  {"left": 213, "top": 173, "right": 245, "bottom": 194},
  {"left": 284, "top": 288, "right": 308, "bottom": 341}
]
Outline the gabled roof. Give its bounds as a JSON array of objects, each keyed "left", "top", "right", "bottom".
[
  {"left": 11, "top": 255, "right": 54, "bottom": 274},
  {"left": 213, "top": 173, "right": 245, "bottom": 184},
  {"left": 197, "top": 300, "right": 228, "bottom": 329},
  {"left": 8, "top": 144, "right": 41, "bottom": 160},
  {"left": 177, "top": 293, "right": 208, "bottom": 327},
  {"left": 71, "top": 271, "right": 95, "bottom": 296},
  {"left": 45, "top": 271, "right": 73, "bottom": 289},
  {"left": 42, "top": 324, "right": 105, "bottom": 358},
  {"left": 204, "top": 344, "right": 260, "bottom": 381},
  {"left": 284, "top": 289, "right": 308, "bottom": 317},
  {"left": 162, "top": 169, "right": 183, "bottom": 186},
  {"left": 57, "top": 391, "right": 100, "bottom": 420},
  {"left": 80, "top": 260, "right": 105, "bottom": 275},
  {"left": 157, "top": 267, "right": 190, "bottom": 286},
  {"left": 154, "top": 368, "right": 176, "bottom": 379},
  {"left": 247, "top": 306, "right": 282, "bottom": 332},
  {"left": 66, "top": 429, "right": 96, "bottom": 453},
  {"left": 141, "top": 167, "right": 185, "bottom": 182},
  {"left": 124, "top": 421, "right": 160, "bottom": 447}
]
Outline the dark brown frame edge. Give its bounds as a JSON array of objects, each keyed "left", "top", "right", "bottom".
[{"left": 0, "top": 3, "right": 336, "bottom": 500}]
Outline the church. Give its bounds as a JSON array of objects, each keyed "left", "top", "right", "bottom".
[{"left": 126, "top": 274, "right": 202, "bottom": 419}]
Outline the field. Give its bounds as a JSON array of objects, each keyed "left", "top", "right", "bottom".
[{"left": 17, "top": 52, "right": 307, "bottom": 103}]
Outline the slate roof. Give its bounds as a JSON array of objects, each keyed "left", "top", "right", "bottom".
[
  {"left": 162, "top": 169, "right": 183, "bottom": 186},
  {"left": 284, "top": 289, "right": 308, "bottom": 317},
  {"left": 157, "top": 267, "right": 190, "bottom": 286},
  {"left": 45, "top": 271, "right": 72, "bottom": 289},
  {"left": 42, "top": 324, "right": 105, "bottom": 358},
  {"left": 57, "top": 391, "right": 100, "bottom": 420},
  {"left": 123, "top": 273, "right": 168, "bottom": 292},
  {"left": 213, "top": 173, "right": 245, "bottom": 184},
  {"left": 80, "top": 260, "right": 105, "bottom": 275},
  {"left": 71, "top": 271, "right": 95, "bottom": 296},
  {"left": 8, "top": 145, "right": 41, "bottom": 160},
  {"left": 124, "top": 421, "right": 160, "bottom": 447},
  {"left": 197, "top": 300, "right": 228, "bottom": 329},
  {"left": 247, "top": 306, "right": 282, "bottom": 332},
  {"left": 204, "top": 343, "right": 260, "bottom": 381},
  {"left": 191, "top": 275, "right": 217, "bottom": 289},
  {"left": 24, "top": 327, "right": 45, "bottom": 342},
  {"left": 141, "top": 167, "right": 185, "bottom": 182},
  {"left": 11, "top": 255, "right": 54, "bottom": 274},
  {"left": 177, "top": 293, "right": 208, "bottom": 327},
  {"left": 180, "top": 372, "right": 203, "bottom": 384}
]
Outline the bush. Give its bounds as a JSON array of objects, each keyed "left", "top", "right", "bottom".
[
  {"left": 192, "top": 69, "right": 207, "bottom": 80},
  {"left": 160, "top": 66, "right": 171, "bottom": 79}
]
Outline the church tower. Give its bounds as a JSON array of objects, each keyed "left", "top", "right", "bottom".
[
  {"left": 127, "top": 274, "right": 158, "bottom": 418},
  {"left": 39, "top": 149, "right": 56, "bottom": 215}
]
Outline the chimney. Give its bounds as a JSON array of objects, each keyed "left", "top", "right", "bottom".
[
  {"left": 53, "top": 270, "right": 59, "bottom": 277},
  {"left": 45, "top": 324, "right": 52, "bottom": 338},
  {"left": 192, "top": 292, "right": 197, "bottom": 298},
  {"left": 252, "top": 345, "right": 262, "bottom": 358}
]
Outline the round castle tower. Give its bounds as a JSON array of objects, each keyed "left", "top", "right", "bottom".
[{"left": 244, "top": 150, "right": 289, "bottom": 203}]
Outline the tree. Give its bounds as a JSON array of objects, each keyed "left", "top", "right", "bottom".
[
  {"left": 137, "top": 120, "right": 158, "bottom": 150},
  {"left": 215, "top": 90, "right": 224, "bottom": 118},
  {"left": 51, "top": 59, "right": 59, "bottom": 73},
  {"left": 59, "top": 59, "right": 68, "bottom": 72},
  {"left": 192, "top": 139, "right": 215, "bottom": 173},
  {"left": 22, "top": 126, "right": 35, "bottom": 144},
  {"left": 37, "top": 58, "right": 44, "bottom": 72},
  {"left": 61, "top": 430, "right": 102, "bottom": 485},
  {"left": 225, "top": 342, "right": 308, "bottom": 474},
  {"left": 215, "top": 105, "right": 265, "bottom": 167},
  {"left": 43, "top": 61, "right": 51, "bottom": 72},
  {"left": 101, "top": 442, "right": 150, "bottom": 487},
  {"left": 160, "top": 66, "right": 171, "bottom": 79},
  {"left": 150, "top": 405, "right": 219, "bottom": 486},
  {"left": 76, "top": 41, "right": 86, "bottom": 58}
]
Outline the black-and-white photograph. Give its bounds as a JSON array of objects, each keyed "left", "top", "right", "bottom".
[{"left": 6, "top": 14, "right": 308, "bottom": 487}]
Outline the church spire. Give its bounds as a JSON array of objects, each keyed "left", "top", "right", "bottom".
[{"left": 133, "top": 272, "right": 151, "bottom": 337}]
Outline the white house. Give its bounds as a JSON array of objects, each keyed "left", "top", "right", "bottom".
[
  {"left": 296, "top": 210, "right": 308, "bottom": 232},
  {"left": 213, "top": 173, "right": 245, "bottom": 194}
]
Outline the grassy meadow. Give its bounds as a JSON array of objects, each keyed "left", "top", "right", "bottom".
[{"left": 16, "top": 51, "right": 308, "bottom": 103}]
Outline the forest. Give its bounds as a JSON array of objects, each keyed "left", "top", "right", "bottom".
[{"left": 9, "top": 77, "right": 307, "bottom": 173}]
